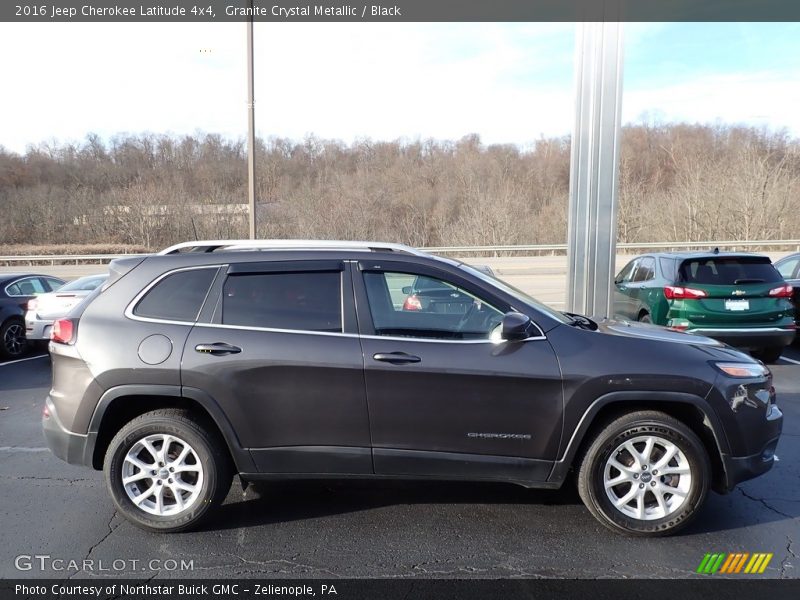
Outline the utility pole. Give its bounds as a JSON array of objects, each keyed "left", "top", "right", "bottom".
[{"left": 246, "top": 0, "right": 257, "bottom": 239}]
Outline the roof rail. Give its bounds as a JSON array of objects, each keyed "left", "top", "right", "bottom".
[{"left": 157, "top": 239, "right": 429, "bottom": 257}]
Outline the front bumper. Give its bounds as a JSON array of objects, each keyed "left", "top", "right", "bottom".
[
  {"left": 688, "top": 327, "right": 795, "bottom": 350},
  {"left": 717, "top": 404, "right": 783, "bottom": 492},
  {"left": 42, "top": 396, "right": 95, "bottom": 467}
]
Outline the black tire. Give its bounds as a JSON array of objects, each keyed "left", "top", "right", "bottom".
[
  {"left": 0, "top": 318, "right": 28, "bottom": 360},
  {"left": 638, "top": 312, "right": 652, "bottom": 324},
  {"left": 104, "top": 409, "right": 232, "bottom": 533},
  {"left": 752, "top": 347, "right": 783, "bottom": 364},
  {"left": 577, "top": 410, "right": 710, "bottom": 537}
]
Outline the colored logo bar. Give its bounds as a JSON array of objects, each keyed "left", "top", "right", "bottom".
[{"left": 696, "top": 553, "right": 773, "bottom": 574}]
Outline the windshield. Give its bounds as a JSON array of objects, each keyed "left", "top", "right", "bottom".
[
  {"left": 458, "top": 263, "right": 571, "bottom": 324},
  {"left": 59, "top": 275, "right": 108, "bottom": 292}
]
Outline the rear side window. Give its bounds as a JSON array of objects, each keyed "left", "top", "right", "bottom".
[
  {"left": 678, "top": 257, "right": 782, "bottom": 285},
  {"left": 133, "top": 268, "right": 217, "bottom": 322},
  {"left": 222, "top": 271, "right": 342, "bottom": 333},
  {"left": 659, "top": 258, "right": 677, "bottom": 281},
  {"left": 5, "top": 277, "right": 47, "bottom": 296}
]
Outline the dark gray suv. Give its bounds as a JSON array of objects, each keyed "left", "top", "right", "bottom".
[{"left": 43, "top": 240, "right": 783, "bottom": 536}]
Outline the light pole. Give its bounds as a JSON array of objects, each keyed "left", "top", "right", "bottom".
[{"left": 246, "top": 0, "right": 257, "bottom": 239}]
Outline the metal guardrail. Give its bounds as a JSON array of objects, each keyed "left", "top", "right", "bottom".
[
  {"left": 0, "top": 240, "right": 799, "bottom": 265},
  {"left": 0, "top": 253, "right": 148, "bottom": 266},
  {"left": 422, "top": 240, "right": 800, "bottom": 255}
]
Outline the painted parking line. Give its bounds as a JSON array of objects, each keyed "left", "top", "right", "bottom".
[
  {"left": 0, "top": 354, "right": 47, "bottom": 367},
  {"left": 0, "top": 446, "right": 50, "bottom": 452},
  {"left": 779, "top": 355, "right": 800, "bottom": 365}
]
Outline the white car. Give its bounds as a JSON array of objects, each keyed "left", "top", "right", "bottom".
[{"left": 25, "top": 274, "right": 108, "bottom": 340}]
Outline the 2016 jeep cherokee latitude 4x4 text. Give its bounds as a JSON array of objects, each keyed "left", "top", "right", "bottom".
[{"left": 42, "top": 240, "right": 783, "bottom": 536}]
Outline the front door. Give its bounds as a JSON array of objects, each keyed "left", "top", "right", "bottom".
[{"left": 354, "top": 261, "right": 563, "bottom": 483}]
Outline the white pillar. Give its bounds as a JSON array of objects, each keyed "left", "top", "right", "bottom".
[{"left": 566, "top": 22, "right": 624, "bottom": 317}]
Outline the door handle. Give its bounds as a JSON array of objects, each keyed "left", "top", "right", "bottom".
[
  {"left": 195, "top": 342, "right": 242, "bottom": 356},
  {"left": 373, "top": 352, "right": 421, "bottom": 365}
]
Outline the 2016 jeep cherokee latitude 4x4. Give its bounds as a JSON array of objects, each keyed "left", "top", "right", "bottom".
[{"left": 42, "top": 240, "right": 783, "bottom": 536}]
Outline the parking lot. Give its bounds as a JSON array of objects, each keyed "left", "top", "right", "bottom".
[{"left": 0, "top": 344, "right": 798, "bottom": 580}]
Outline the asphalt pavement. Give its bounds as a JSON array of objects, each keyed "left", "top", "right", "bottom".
[{"left": 0, "top": 348, "right": 798, "bottom": 580}]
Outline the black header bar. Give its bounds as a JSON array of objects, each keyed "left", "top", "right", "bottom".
[{"left": 3, "top": 0, "right": 800, "bottom": 23}]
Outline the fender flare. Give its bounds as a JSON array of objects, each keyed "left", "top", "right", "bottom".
[
  {"left": 88, "top": 384, "right": 255, "bottom": 472},
  {"left": 548, "top": 390, "right": 729, "bottom": 484}
]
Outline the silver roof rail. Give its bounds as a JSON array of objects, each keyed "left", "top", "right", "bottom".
[{"left": 157, "top": 239, "right": 429, "bottom": 257}]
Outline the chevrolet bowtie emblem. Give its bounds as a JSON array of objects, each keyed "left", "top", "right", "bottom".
[{"left": 732, "top": 290, "right": 746, "bottom": 296}]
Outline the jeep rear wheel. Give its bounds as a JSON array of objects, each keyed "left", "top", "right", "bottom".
[
  {"left": 577, "top": 410, "right": 710, "bottom": 536},
  {"left": 104, "top": 409, "right": 232, "bottom": 532}
]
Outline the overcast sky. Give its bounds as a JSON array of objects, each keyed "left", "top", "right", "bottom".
[{"left": 1, "top": 22, "right": 799, "bottom": 153}]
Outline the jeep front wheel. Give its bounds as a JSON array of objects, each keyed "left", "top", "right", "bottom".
[
  {"left": 104, "top": 409, "right": 232, "bottom": 532},
  {"left": 577, "top": 410, "right": 710, "bottom": 536}
]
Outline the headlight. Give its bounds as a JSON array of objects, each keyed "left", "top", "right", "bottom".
[{"left": 713, "top": 362, "right": 769, "bottom": 378}]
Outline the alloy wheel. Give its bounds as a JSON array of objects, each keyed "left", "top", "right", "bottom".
[
  {"left": 3, "top": 323, "right": 25, "bottom": 356},
  {"left": 121, "top": 433, "right": 204, "bottom": 516},
  {"left": 603, "top": 435, "right": 692, "bottom": 521}
]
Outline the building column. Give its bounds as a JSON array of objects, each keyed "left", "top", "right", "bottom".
[{"left": 566, "top": 22, "right": 624, "bottom": 317}]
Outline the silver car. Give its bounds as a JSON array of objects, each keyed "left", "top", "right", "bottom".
[{"left": 25, "top": 274, "right": 108, "bottom": 340}]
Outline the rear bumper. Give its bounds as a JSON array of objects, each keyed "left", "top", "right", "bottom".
[
  {"left": 688, "top": 327, "right": 795, "bottom": 349},
  {"left": 42, "top": 396, "right": 95, "bottom": 467},
  {"left": 25, "top": 314, "right": 54, "bottom": 340}
]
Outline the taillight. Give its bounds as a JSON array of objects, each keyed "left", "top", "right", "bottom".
[
  {"left": 768, "top": 284, "right": 793, "bottom": 298},
  {"left": 403, "top": 295, "right": 422, "bottom": 311},
  {"left": 27, "top": 298, "right": 38, "bottom": 311},
  {"left": 51, "top": 319, "right": 75, "bottom": 344},
  {"left": 664, "top": 286, "right": 707, "bottom": 300}
]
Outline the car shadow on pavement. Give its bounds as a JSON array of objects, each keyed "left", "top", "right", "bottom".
[
  {"left": 199, "top": 474, "right": 799, "bottom": 535},
  {"left": 202, "top": 479, "right": 585, "bottom": 532}
]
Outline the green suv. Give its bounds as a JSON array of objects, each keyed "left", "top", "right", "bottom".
[{"left": 613, "top": 251, "right": 796, "bottom": 363}]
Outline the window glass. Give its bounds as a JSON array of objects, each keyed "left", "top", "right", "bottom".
[
  {"left": 6, "top": 278, "right": 46, "bottom": 296},
  {"left": 659, "top": 258, "right": 677, "bottom": 282},
  {"left": 363, "top": 271, "right": 504, "bottom": 340},
  {"left": 222, "top": 272, "right": 342, "bottom": 333},
  {"left": 44, "top": 277, "right": 65, "bottom": 291},
  {"left": 615, "top": 260, "right": 637, "bottom": 283},
  {"left": 776, "top": 258, "right": 799, "bottom": 279},
  {"left": 678, "top": 258, "right": 782, "bottom": 285},
  {"left": 59, "top": 276, "right": 107, "bottom": 292},
  {"left": 633, "top": 257, "right": 655, "bottom": 282},
  {"left": 133, "top": 269, "right": 216, "bottom": 322}
]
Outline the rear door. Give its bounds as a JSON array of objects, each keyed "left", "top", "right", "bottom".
[
  {"left": 675, "top": 256, "right": 788, "bottom": 325},
  {"left": 626, "top": 256, "right": 656, "bottom": 320},
  {"left": 613, "top": 259, "right": 639, "bottom": 320},
  {"left": 181, "top": 260, "right": 372, "bottom": 475},
  {"left": 354, "top": 260, "right": 563, "bottom": 483}
]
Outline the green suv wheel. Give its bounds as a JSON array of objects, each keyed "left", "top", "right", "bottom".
[{"left": 752, "top": 347, "right": 783, "bottom": 364}]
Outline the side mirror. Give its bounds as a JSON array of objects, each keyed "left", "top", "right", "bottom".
[
  {"left": 401, "top": 286, "right": 412, "bottom": 295},
  {"left": 501, "top": 312, "right": 532, "bottom": 342}
]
